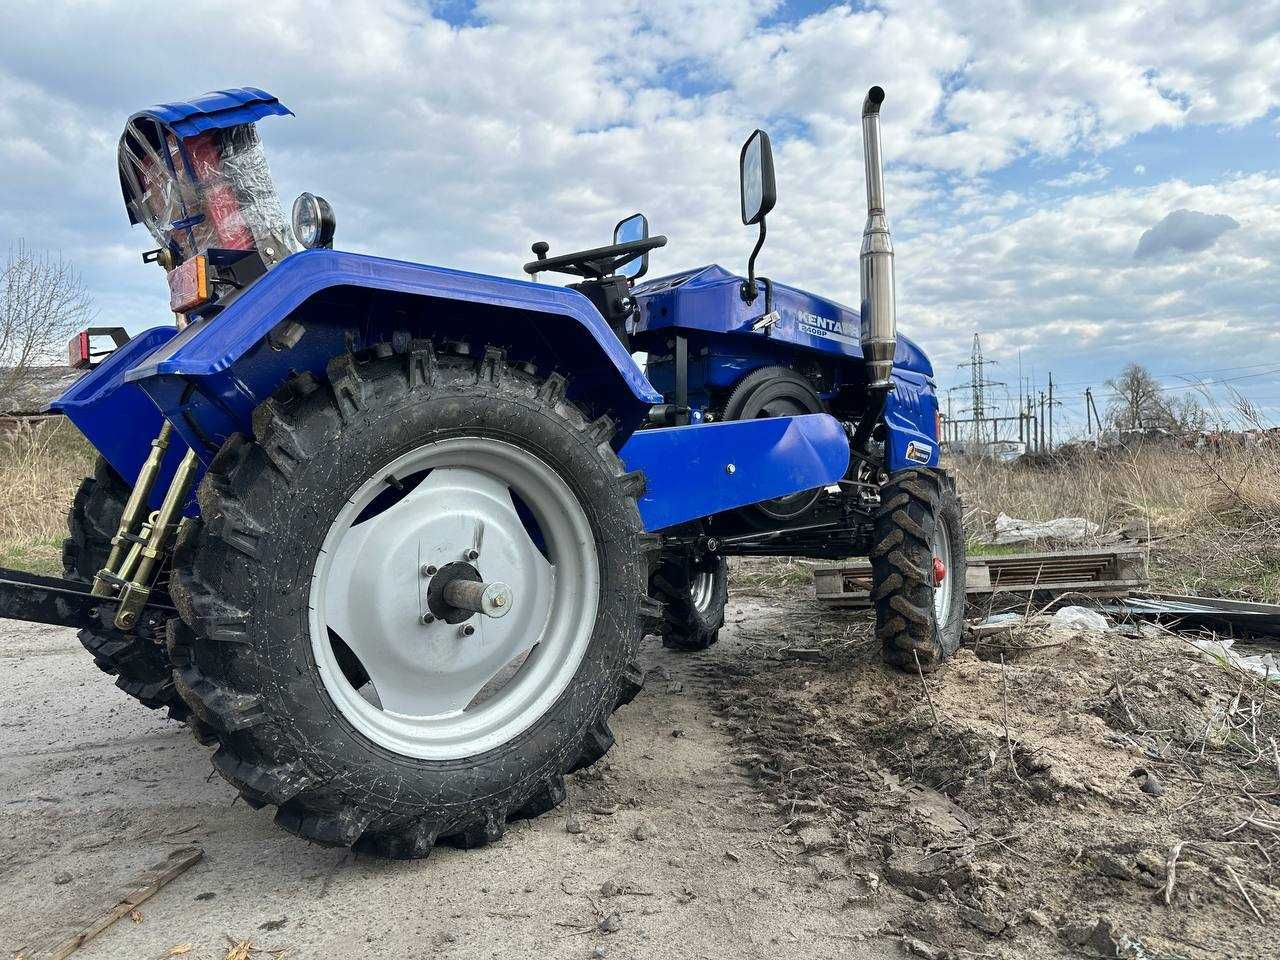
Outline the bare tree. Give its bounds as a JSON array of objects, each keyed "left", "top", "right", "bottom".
[
  {"left": 1106, "top": 362, "right": 1206, "bottom": 435},
  {"left": 0, "top": 241, "right": 93, "bottom": 410}
]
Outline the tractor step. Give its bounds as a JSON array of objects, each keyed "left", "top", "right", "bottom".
[{"left": 0, "top": 566, "right": 174, "bottom": 634}]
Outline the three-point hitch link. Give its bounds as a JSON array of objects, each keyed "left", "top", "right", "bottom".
[{"left": 92, "top": 422, "right": 200, "bottom": 631}]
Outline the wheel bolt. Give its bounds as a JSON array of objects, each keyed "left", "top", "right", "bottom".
[
  {"left": 422, "top": 564, "right": 437, "bottom": 577},
  {"left": 459, "top": 624, "right": 475, "bottom": 638},
  {"left": 421, "top": 613, "right": 435, "bottom": 624},
  {"left": 465, "top": 549, "right": 480, "bottom": 561}
]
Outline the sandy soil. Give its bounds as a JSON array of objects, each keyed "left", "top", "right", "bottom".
[{"left": 0, "top": 612, "right": 899, "bottom": 960}]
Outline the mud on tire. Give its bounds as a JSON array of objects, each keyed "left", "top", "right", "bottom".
[
  {"left": 169, "top": 343, "right": 650, "bottom": 858},
  {"left": 871, "top": 468, "right": 965, "bottom": 672},
  {"left": 63, "top": 457, "right": 188, "bottom": 720}
]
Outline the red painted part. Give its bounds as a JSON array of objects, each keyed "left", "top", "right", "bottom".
[
  {"left": 68, "top": 331, "right": 91, "bottom": 369},
  {"left": 933, "top": 556, "right": 946, "bottom": 586},
  {"left": 184, "top": 131, "right": 254, "bottom": 250}
]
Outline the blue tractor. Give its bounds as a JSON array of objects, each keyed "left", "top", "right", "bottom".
[{"left": 8, "top": 84, "right": 964, "bottom": 857}]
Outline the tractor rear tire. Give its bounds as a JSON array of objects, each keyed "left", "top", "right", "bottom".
[
  {"left": 651, "top": 553, "right": 728, "bottom": 651},
  {"left": 872, "top": 468, "right": 965, "bottom": 672},
  {"left": 63, "top": 457, "right": 188, "bottom": 721},
  {"left": 169, "top": 344, "right": 650, "bottom": 858}
]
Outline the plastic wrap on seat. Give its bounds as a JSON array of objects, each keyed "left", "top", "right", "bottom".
[{"left": 118, "top": 118, "right": 293, "bottom": 263}]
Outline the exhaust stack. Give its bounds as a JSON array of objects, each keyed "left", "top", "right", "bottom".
[{"left": 859, "top": 85, "right": 896, "bottom": 392}]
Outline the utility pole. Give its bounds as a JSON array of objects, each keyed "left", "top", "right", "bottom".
[
  {"left": 1085, "top": 388, "right": 1102, "bottom": 443},
  {"left": 1047, "top": 372, "right": 1055, "bottom": 451},
  {"left": 1039, "top": 391, "right": 1046, "bottom": 452}
]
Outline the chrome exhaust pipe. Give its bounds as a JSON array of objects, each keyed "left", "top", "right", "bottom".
[{"left": 859, "top": 85, "right": 896, "bottom": 392}]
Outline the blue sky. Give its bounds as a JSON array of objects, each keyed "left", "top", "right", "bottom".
[{"left": 1, "top": 0, "right": 1278, "bottom": 438}]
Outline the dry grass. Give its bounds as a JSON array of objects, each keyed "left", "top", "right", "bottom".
[
  {"left": 952, "top": 440, "right": 1280, "bottom": 601},
  {"left": 0, "top": 419, "right": 94, "bottom": 575}
]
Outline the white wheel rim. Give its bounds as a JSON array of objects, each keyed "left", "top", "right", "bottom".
[
  {"left": 932, "top": 517, "right": 953, "bottom": 625},
  {"left": 690, "top": 569, "right": 716, "bottom": 613},
  {"left": 309, "top": 437, "right": 599, "bottom": 760}
]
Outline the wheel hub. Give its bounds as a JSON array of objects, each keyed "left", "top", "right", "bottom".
[
  {"left": 424, "top": 560, "right": 513, "bottom": 624},
  {"left": 931, "top": 518, "right": 954, "bottom": 625}
]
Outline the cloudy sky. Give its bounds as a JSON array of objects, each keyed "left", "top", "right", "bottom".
[{"left": 2, "top": 0, "right": 1278, "bottom": 435}]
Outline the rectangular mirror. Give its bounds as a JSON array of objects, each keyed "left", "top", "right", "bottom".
[
  {"left": 613, "top": 212, "right": 649, "bottom": 280},
  {"left": 739, "top": 129, "right": 776, "bottom": 226}
]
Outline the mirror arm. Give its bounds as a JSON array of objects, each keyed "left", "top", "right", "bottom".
[{"left": 742, "top": 217, "right": 767, "bottom": 303}]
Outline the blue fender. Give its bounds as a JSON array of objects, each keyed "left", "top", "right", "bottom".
[
  {"left": 620, "top": 413, "right": 850, "bottom": 531},
  {"left": 50, "top": 326, "right": 193, "bottom": 509},
  {"left": 123, "top": 249, "right": 662, "bottom": 463},
  {"left": 883, "top": 370, "right": 940, "bottom": 471},
  {"left": 52, "top": 252, "right": 856, "bottom": 528}
]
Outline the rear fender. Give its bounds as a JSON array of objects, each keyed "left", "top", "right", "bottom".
[
  {"left": 122, "top": 249, "right": 661, "bottom": 464},
  {"left": 50, "top": 326, "right": 193, "bottom": 510}
]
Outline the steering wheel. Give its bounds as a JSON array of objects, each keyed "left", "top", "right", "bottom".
[{"left": 523, "top": 235, "right": 667, "bottom": 279}]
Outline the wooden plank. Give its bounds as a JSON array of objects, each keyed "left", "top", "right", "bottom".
[
  {"left": 968, "top": 578, "right": 1148, "bottom": 596},
  {"left": 814, "top": 547, "right": 1147, "bottom": 605},
  {"left": 17, "top": 846, "right": 204, "bottom": 960}
]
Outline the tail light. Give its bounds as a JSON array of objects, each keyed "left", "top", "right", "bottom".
[
  {"left": 168, "top": 255, "right": 209, "bottom": 313},
  {"left": 68, "top": 327, "right": 130, "bottom": 370},
  {"left": 68, "top": 331, "right": 91, "bottom": 369}
]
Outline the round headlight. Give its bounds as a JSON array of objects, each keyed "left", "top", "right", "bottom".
[{"left": 291, "top": 192, "right": 336, "bottom": 250}]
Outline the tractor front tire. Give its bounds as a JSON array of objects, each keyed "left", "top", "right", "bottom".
[
  {"left": 170, "top": 344, "right": 649, "bottom": 858},
  {"left": 63, "top": 457, "right": 188, "bottom": 721},
  {"left": 650, "top": 552, "right": 728, "bottom": 651},
  {"left": 872, "top": 468, "right": 965, "bottom": 672}
]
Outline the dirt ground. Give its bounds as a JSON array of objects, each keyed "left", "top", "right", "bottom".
[
  {"left": 3, "top": 583, "right": 1278, "bottom": 959},
  {"left": 0, "top": 606, "right": 901, "bottom": 960}
]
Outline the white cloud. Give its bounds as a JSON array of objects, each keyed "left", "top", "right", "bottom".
[{"left": 1045, "top": 163, "right": 1110, "bottom": 189}]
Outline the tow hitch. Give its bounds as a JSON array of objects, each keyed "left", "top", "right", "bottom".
[{"left": 0, "top": 566, "right": 174, "bottom": 634}]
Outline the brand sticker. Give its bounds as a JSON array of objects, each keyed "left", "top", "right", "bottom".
[
  {"left": 905, "top": 440, "right": 933, "bottom": 464},
  {"left": 797, "top": 311, "right": 859, "bottom": 346}
]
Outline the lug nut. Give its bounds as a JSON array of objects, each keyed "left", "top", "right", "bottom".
[
  {"left": 465, "top": 549, "right": 480, "bottom": 561},
  {"left": 421, "top": 613, "right": 435, "bottom": 624},
  {"left": 459, "top": 624, "right": 475, "bottom": 637},
  {"left": 421, "top": 564, "right": 437, "bottom": 577}
]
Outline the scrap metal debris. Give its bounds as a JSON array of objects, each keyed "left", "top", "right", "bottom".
[{"left": 1105, "top": 593, "right": 1280, "bottom": 640}]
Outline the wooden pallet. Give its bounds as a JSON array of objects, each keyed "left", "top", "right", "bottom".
[{"left": 814, "top": 546, "right": 1148, "bottom": 608}]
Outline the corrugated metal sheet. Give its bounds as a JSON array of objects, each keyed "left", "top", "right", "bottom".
[
  {"left": 1103, "top": 593, "right": 1280, "bottom": 638},
  {"left": 128, "top": 87, "right": 292, "bottom": 139}
]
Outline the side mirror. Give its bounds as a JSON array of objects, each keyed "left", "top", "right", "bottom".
[
  {"left": 739, "top": 130, "right": 776, "bottom": 226},
  {"left": 613, "top": 212, "right": 650, "bottom": 280}
]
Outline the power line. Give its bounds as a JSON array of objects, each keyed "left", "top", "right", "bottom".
[{"left": 1048, "top": 358, "right": 1280, "bottom": 389}]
